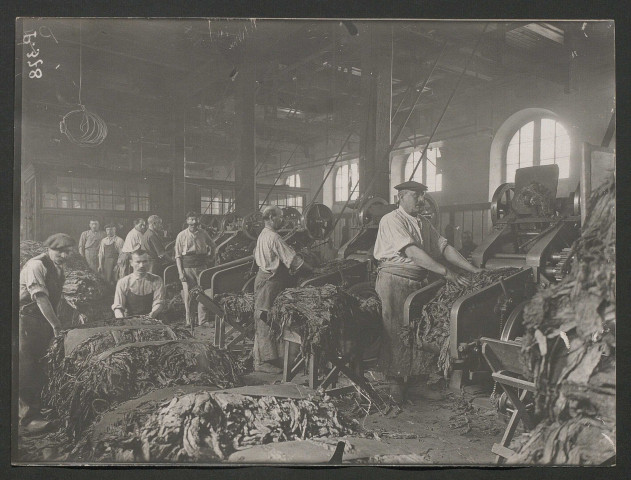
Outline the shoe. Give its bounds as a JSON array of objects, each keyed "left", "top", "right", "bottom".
[{"left": 254, "top": 362, "right": 283, "bottom": 374}]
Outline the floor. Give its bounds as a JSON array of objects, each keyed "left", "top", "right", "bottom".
[{"left": 16, "top": 321, "right": 507, "bottom": 465}]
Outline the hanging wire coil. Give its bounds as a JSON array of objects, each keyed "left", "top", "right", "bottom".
[{"left": 59, "top": 105, "right": 108, "bottom": 147}]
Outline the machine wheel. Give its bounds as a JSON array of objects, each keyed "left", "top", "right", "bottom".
[
  {"left": 500, "top": 300, "right": 528, "bottom": 342},
  {"left": 220, "top": 213, "right": 240, "bottom": 233},
  {"left": 242, "top": 212, "right": 265, "bottom": 240},
  {"left": 358, "top": 197, "right": 389, "bottom": 226},
  {"left": 420, "top": 193, "right": 440, "bottom": 228},
  {"left": 491, "top": 183, "right": 515, "bottom": 225},
  {"left": 302, "top": 203, "right": 334, "bottom": 241},
  {"left": 281, "top": 207, "right": 303, "bottom": 231},
  {"left": 569, "top": 184, "right": 581, "bottom": 217}
]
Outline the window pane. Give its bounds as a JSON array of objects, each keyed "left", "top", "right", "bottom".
[
  {"left": 540, "top": 136, "right": 555, "bottom": 161},
  {"left": 114, "top": 196, "right": 126, "bottom": 211},
  {"left": 506, "top": 164, "right": 518, "bottom": 183},
  {"left": 140, "top": 198, "right": 150, "bottom": 211},
  {"left": 508, "top": 131, "right": 519, "bottom": 146},
  {"left": 435, "top": 173, "right": 442, "bottom": 191},
  {"left": 43, "top": 194, "right": 57, "bottom": 208},
  {"left": 101, "top": 196, "right": 112, "bottom": 210},
  {"left": 86, "top": 179, "right": 99, "bottom": 194},
  {"left": 557, "top": 157, "right": 570, "bottom": 178},
  {"left": 556, "top": 134, "right": 571, "bottom": 158},
  {"left": 506, "top": 143, "right": 519, "bottom": 166},
  {"left": 139, "top": 184, "right": 149, "bottom": 196},
  {"left": 58, "top": 177, "right": 72, "bottom": 192},
  {"left": 72, "top": 193, "right": 85, "bottom": 209},
  {"left": 86, "top": 194, "right": 99, "bottom": 209},
  {"left": 59, "top": 193, "right": 71, "bottom": 208},
  {"left": 72, "top": 179, "right": 86, "bottom": 194},
  {"left": 426, "top": 158, "right": 436, "bottom": 192},
  {"left": 520, "top": 121, "right": 534, "bottom": 142},
  {"left": 100, "top": 182, "right": 113, "bottom": 195},
  {"left": 520, "top": 141, "right": 533, "bottom": 167},
  {"left": 541, "top": 118, "right": 556, "bottom": 139}
]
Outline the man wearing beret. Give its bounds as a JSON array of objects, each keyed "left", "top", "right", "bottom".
[
  {"left": 98, "top": 223, "right": 124, "bottom": 285},
  {"left": 18, "top": 233, "right": 74, "bottom": 431},
  {"left": 373, "top": 181, "right": 482, "bottom": 404},
  {"left": 78, "top": 219, "right": 105, "bottom": 273}
]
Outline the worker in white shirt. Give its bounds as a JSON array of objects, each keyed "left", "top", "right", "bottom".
[
  {"left": 98, "top": 223, "right": 124, "bottom": 285},
  {"left": 253, "top": 206, "right": 313, "bottom": 373},
  {"left": 78, "top": 219, "right": 105, "bottom": 272},
  {"left": 112, "top": 249, "right": 165, "bottom": 318},
  {"left": 117, "top": 218, "right": 147, "bottom": 280},
  {"left": 373, "top": 181, "right": 482, "bottom": 404},
  {"left": 174, "top": 211, "right": 216, "bottom": 326}
]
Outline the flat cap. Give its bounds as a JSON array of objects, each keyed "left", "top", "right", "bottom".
[
  {"left": 43, "top": 233, "right": 76, "bottom": 250},
  {"left": 104, "top": 223, "right": 117, "bottom": 229},
  {"left": 394, "top": 180, "right": 428, "bottom": 192}
]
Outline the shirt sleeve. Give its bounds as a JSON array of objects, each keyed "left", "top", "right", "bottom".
[
  {"left": 23, "top": 260, "right": 50, "bottom": 299},
  {"left": 98, "top": 239, "right": 105, "bottom": 264},
  {"left": 78, "top": 231, "right": 86, "bottom": 255},
  {"left": 204, "top": 231, "right": 216, "bottom": 257},
  {"left": 382, "top": 216, "right": 418, "bottom": 253},
  {"left": 425, "top": 220, "right": 449, "bottom": 257},
  {"left": 174, "top": 233, "right": 184, "bottom": 258},
  {"left": 151, "top": 277, "right": 166, "bottom": 314},
  {"left": 112, "top": 278, "right": 127, "bottom": 312},
  {"left": 274, "top": 235, "right": 298, "bottom": 269},
  {"left": 116, "top": 237, "right": 124, "bottom": 252}
]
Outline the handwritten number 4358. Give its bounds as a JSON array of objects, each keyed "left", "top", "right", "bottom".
[{"left": 23, "top": 30, "right": 43, "bottom": 79}]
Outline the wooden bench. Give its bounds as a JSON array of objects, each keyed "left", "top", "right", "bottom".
[{"left": 479, "top": 337, "right": 536, "bottom": 464}]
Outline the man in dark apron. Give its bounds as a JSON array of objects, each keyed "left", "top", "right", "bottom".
[
  {"left": 253, "top": 206, "right": 312, "bottom": 373},
  {"left": 18, "top": 233, "right": 75, "bottom": 431},
  {"left": 373, "top": 181, "right": 481, "bottom": 404},
  {"left": 112, "top": 249, "right": 166, "bottom": 318},
  {"left": 174, "top": 212, "right": 216, "bottom": 326},
  {"left": 98, "top": 223, "right": 124, "bottom": 285}
]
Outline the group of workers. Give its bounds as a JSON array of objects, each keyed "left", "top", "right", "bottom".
[{"left": 18, "top": 179, "right": 481, "bottom": 431}]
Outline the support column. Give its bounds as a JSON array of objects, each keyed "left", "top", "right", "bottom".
[
  {"left": 172, "top": 99, "right": 186, "bottom": 230},
  {"left": 359, "top": 23, "right": 392, "bottom": 201},
  {"left": 234, "top": 49, "right": 257, "bottom": 215}
]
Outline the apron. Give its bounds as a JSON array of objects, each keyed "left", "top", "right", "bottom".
[
  {"left": 253, "top": 262, "right": 293, "bottom": 364},
  {"left": 19, "top": 254, "right": 64, "bottom": 416},
  {"left": 102, "top": 241, "right": 119, "bottom": 284},
  {"left": 83, "top": 232, "right": 103, "bottom": 272},
  {"left": 182, "top": 254, "right": 207, "bottom": 269},
  {"left": 124, "top": 291, "right": 154, "bottom": 316},
  {"left": 375, "top": 263, "right": 437, "bottom": 378}
]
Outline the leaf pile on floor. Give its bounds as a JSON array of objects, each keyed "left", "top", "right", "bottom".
[
  {"left": 43, "top": 328, "right": 243, "bottom": 439},
  {"left": 20, "top": 240, "right": 110, "bottom": 323},
  {"left": 447, "top": 393, "right": 502, "bottom": 437},
  {"left": 508, "top": 174, "right": 616, "bottom": 465},
  {"left": 74, "top": 390, "right": 354, "bottom": 462},
  {"left": 404, "top": 268, "right": 520, "bottom": 377},
  {"left": 268, "top": 284, "right": 362, "bottom": 356}
]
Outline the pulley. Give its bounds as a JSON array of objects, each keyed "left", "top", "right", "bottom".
[
  {"left": 500, "top": 300, "right": 528, "bottom": 342},
  {"left": 357, "top": 197, "right": 391, "bottom": 226},
  {"left": 242, "top": 211, "right": 265, "bottom": 240},
  {"left": 491, "top": 183, "right": 516, "bottom": 226},
  {"left": 220, "top": 213, "right": 241, "bottom": 233},
  {"left": 420, "top": 193, "right": 440, "bottom": 228},
  {"left": 302, "top": 203, "right": 334, "bottom": 240},
  {"left": 569, "top": 184, "right": 581, "bottom": 217}
]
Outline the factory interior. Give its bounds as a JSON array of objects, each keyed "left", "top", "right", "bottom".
[{"left": 15, "top": 18, "right": 615, "bottom": 465}]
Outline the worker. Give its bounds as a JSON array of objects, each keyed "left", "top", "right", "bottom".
[
  {"left": 174, "top": 211, "right": 216, "bottom": 326},
  {"left": 373, "top": 181, "right": 483, "bottom": 404},
  {"left": 98, "top": 223, "right": 124, "bottom": 285},
  {"left": 78, "top": 219, "right": 105, "bottom": 273},
  {"left": 141, "top": 214, "right": 173, "bottom": 277},
  {"left": 112, "top": 249, "right": 165, "bottom": 318},
  {"left": 19, "top": 233, "right": 75, "bottom": 432},
  {"left": 253, "top": 206, "right": 313, "bottom": 373},
  {"left": 117, "top": 218, "right": 147, "bottom": 279},
  {"left": 459, "top": 230, "right": 478, "bottom": 260}
]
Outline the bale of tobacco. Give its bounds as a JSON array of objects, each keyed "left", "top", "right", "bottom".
[
  {"left": 268, "top": 284, "right": 362, "bottom": 357},
  {"left": 403, "top": 267, "right": 520, "bottom": 377},
  {"left": 20, "top": 240, "right": 110, "bottom": 323},
  {"left": 43, "top": 333, "right": 242, "bottom": 439},
  {"left": 508, "top": 174, "right": 615, "bottom": 465},
  {"left": 75, "top": 390, "right": 354, "bottom": 462}
]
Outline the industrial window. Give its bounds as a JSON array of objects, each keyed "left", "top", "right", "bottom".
[
  {"left": 258, "top": 192, "right": 305, "bottom": 212},
  {"left": 285, "top": 173, "right": 301, "bottom": 188},
  {"left": 335, "top": 162, "right": 359, "bottom": 202},
  {"left": 403, "top": 147, "right": 442, "bottom": 192},
  {"left": 505, "top": 118, "right": 570, "bottom": 182},
  {"left": 43, "top": 176, "right": 147, "bottom": 211},
  {"left": 200, "top": 187, "right": 235, "bottom": 215}
]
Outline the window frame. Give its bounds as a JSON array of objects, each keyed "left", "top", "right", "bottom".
[
  {"left": 200, "top": 186, "right": 235, "bottom": 215},
  {"left": 334, "top": 161, "right": 359, "bottom": 203},
  {"left": 403, "top": 147, "right": 442, "bottom": 192},
  {"left": 285, "top": 173, "right": 301, "bottom": 188},
  {"left": 503, "top": 117, "right": 571, "bottom": 183}
]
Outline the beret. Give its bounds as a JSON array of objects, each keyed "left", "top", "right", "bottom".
[
  {"left": 43, "top": 233, "right": 76, "bottom": 250},
  {"left": 394, "top": 180, "right": 428, "bottom": 192}
]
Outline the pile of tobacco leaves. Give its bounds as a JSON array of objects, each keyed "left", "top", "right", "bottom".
[
  {"left": 508, "top": 174, "right": 615, "bottom": 465},
  {"left": 217, "top": 240, "right": 254, "bottom": 264},
  {"left": 216, "top": 292, "right": 254, "bottom": 322},
  {"left": 43, "top": 324, "right": 242, "bottom": 439},
  {"left": 268, "top": 284, "right": 362, "bottom": 357},
  {"left": 164, "top": 282, "right": 186, "bottom": 323},
  {"left": 20, "top": 240, "right": 110, "bottom": 324},
  {"left": 73, "top": 390, "right": 354, "bottom": 462},
  {"left": 403, "top": 267, "right": 520, "bottom": 377}
]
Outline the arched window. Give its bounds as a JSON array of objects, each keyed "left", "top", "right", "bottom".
[
  {"left": 505, "top": 118, "right": 570, "bottom": 182},
  {"left": 285, "top": 173, "right": 301, "bottom": 188},
  {"left": 335, "top": 162, "right": 359, "bottom": 202},
  {"left": 403, "top": 147, "right": 442, "bottom": 192}
]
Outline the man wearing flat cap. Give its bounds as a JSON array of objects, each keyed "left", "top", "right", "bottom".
[
  {"left": 373, "top": 181, "right": 482, "bottom": 404},
  {"left": 98, "top": 223, "right": 124, "bottom": 285},
  {"left": 18, "top": 233, "right": 75, "bottom": 431}
]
